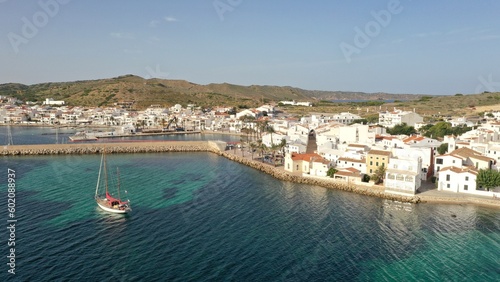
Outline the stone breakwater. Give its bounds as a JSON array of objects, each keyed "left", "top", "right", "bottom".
[{"left": 0, "top": 141, "right": 222, "bottom": 156}]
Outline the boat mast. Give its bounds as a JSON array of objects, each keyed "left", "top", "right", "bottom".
[
  {"left": 117, "top": 167, "right": 121, "bottom": 200},
  {"left": 104, "top": 149, "right": 108, "bottom": 195},
  {"left": 95, "top": 151, "right": 104, "bottom": 196}
]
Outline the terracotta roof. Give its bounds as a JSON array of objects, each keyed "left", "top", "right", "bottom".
[
  {"left": 342, "top": 167, "right": 361, "bottom": 173},
  {"left": 348, "top": 144, "right": 367, "bottom": 148},
  {"left": 449, "top": 147, "right": 486, "bottom": 159},
  {"left": 338, "top": 157, "right": 365, "bottom": 163},
  {"left": 403, "top": 136, "right": 425, "bottom": 143},
  {"left": 291, "top": 153, "right": 329, "bottom": 164},
  {"left": 335, "top": 170, "right": 362, "bottom": 178},
  {"left": 469, "top": 154, "right": 494, "bottom": 162},
  {"left": 367, "top": 150, "right": 392, "bottom": 156},
  {"left": 439, "top": 166, "right": 479, "bottom": 175}
]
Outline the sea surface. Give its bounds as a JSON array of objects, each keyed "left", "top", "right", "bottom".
[
  {"left": 0, "top": 126, "right": 240, "bottom": 145},
  {"left": 1, "top": 153, "right": 499, "bottom": 281}
]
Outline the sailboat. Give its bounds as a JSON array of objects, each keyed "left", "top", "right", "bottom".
[{"left": 95, "top": 150, "right": 131, "bottom": 214}]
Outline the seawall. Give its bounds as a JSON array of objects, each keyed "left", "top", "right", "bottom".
[{"left": 1, "top": 141, "right": 222, "bottom": 155}]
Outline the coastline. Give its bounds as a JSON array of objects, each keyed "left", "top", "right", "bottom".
[{"left": 2, "top": 140, "right": 500, "bottom": 209}]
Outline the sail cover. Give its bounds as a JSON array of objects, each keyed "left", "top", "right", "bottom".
[{"left": 106, "top": 192, "right": 128, "bottom": 205}]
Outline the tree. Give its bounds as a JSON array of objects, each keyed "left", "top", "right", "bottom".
[
  {"left": 387, "top": 123, "right": 416, "bottom": 135},
  {"left": 327, "top": 167, "right": 338, "bottom": 178},
  {"left": 249, "top": 142, "right": 258, "bottom": 160},
  {"left": 371, "top": 165, "right": 386, "bottom": 184},
  {"left": 437, "top": 143, "right": 448, "bottom": 155},
  {"left": 362, "top": 174, "right": 370, "bottom": 183},
  {"left": 422, "top": 121, "right": 472, "bottom": 139},
  {"left": 278, "top": 138, "right": 287, "bottom": 157},
  {"left": 476, "top": 169, "right": 500, "bottom": 191}
]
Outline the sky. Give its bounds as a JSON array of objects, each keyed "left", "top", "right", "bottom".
[{"left": 1, "top": 0, "right": 500, "bottom": 95}]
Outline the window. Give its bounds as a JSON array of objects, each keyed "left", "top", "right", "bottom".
[
  {"left": 464, "top": 185, "right": 468, "bottom": 191},
  {"left": 452, "top": 160, "right": 455, "bottom": 164},
  {"left": 408, "top": 166, "right": 413, "bottom": 171},
  {"left": 393, "top": 164, "right": 398, "bottom": 169},
  {"left": 370, "top": 169, "right": 373, "bottom": 173},
  {"left": 296, "top": 165, "right": 299, "bottom": 171},
  {"left": 396, "top": 175, "right": 404, "bottom": 181},
  {"left": 388, "top": 173, "right": 395, "bottom": 180},
  {"left": 370, "top": 161, "right": 373, "bottom": 165},
  {"left": 447, "top": 184, "right": 450, "bottom": 188},
  {"left": 405, "top": 176, "right": 413, "bottom": 182},
  {"left": 376, "top": 162, "right": 379, "bottom": 166},
  {"left": 465, "top": 176, "right": 469, "bottom": 181},
  {"left": 436, "top": 158, "right": 443, "bottom": 164},
  {"left": 446, "top": 175, "right": 450, "bottom": 181}
]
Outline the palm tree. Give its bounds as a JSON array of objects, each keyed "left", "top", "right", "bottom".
[
  {"left": 270, "top": 143, "right": 280, "bottom": 166},
  {"left": 266, "top": 124, "right": 275, "bottom": 147},
  {"left": 278, "top": 138, "right": 287, "bottom": 157},
  {"left": 249, "top": 142, "right": 258, "bottom": 160},
  {"left": 240, "top": 137, "right": 245, "bottom": 157},
  {"left": 477, "top": 169, "right": 500, "bottom": 191}
]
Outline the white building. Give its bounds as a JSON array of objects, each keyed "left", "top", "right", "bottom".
[
  {"left": 336, "top": 157, "right": 366, "bottom": 173},
  {"left": 434, "top": 147, "right": 494, "bottom": 176},
  {"left": 437, "top": 167, "right": 478, "bottom": 193},
  {"left": 392, "top": 147, "right": 433, "bottom": 180},
  {"left": 385, "top": 156, "right": 422, "bottom": 195},
  {"left": 280, "top": 100, "right": 312, "bottom": 107},
  {"left": 378, "top": 109, "right": 423, "bottom": 127},
  {"left": 43, "top": 98, "right": 65, "bottom": 106},
  {"left": 261, "top": 132, "right": 286, "bottom": 148}
]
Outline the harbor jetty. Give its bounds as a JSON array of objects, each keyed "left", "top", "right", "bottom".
[
  {"left": 1, "top": 141, "right": 222, "bottom": 155},
  {"left": 3, "top": 141, "right": 499, "bottom": 208}
]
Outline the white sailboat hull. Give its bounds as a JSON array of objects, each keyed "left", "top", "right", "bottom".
[{"left": 95, "top": 197, "right": 130, "bottom": 214}]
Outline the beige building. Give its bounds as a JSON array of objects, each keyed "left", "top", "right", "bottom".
[
  {"left": 284, "top": 153, "right": 330, "bottom": 176},
  {"left": 366, "top": 150, "right": 392, "bottom": 174}
]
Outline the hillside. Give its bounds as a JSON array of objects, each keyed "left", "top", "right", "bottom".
[{"left": 0, "top": 75, "right": 424, "bottom": 109}]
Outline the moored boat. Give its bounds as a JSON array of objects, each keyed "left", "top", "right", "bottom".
[{"left": 94, "top": 149, "right": 131, "bottom": 214}]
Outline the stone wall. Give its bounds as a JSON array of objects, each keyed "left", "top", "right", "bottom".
[{"left": 0, "top": 141, "right": 216, "bottom": 156}]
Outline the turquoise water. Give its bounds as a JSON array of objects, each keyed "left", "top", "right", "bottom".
[{"left": 1, "top": 153, "right": 499, "bottom": 281}]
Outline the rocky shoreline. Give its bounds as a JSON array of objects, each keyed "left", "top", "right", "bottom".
[{"left": 3, "top": 141, "right": 499, "bottom": 208}]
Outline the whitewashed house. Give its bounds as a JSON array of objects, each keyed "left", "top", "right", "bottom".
[
  {"left": 261, "top": 132, "right": 286, "bottom": 148},
  {"left": 385, "top": 156, "right": 422, "bottom": 195},
  {"left": 437, "top": 167, "right": 478, "bottom": 193},
  {"left": 379, "top": 109, "right": 423, "bottom": 127},
  {"left": 336, "top": 157, "right": 366, "bottom": 173}
]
